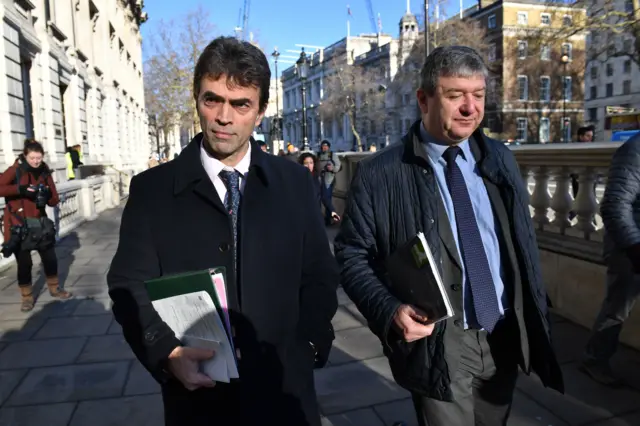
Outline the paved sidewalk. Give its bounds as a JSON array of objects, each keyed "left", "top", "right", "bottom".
[{"left": 0, "top": 209, "right": 639, "bottom": 425}]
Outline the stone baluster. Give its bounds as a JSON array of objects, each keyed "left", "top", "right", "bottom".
[
  {"left": 594, "top": 168, "right": 609, "bottom": 232},
  {"left": 572, "top": 167, "right": 599, "bottom": 236},
  {"left": 550, "top": 166, "right": 573, "bottom": 231},
  {"left": 520, "top": 165, "right": 531, "bottom": 196},
  {"left": 530, "top": 166, "right": 551, "bottom": 227}
]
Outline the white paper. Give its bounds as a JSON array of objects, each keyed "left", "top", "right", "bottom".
[{"left": 152, "top": 291, "right": 239, "bottom": 382}]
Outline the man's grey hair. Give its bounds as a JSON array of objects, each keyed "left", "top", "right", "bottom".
[{"left": 420, "top": 46, "right": 488, "bottom": 95}]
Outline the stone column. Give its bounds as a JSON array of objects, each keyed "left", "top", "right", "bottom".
[
  {"left": 0, "top": 15, "right": 13, "bottom": 167},
  {"left": 549, "top": 166, "right": 573, "bottom": 232},
  {"left": 530, "top": 166, "right": 551, "bottom": 228}
]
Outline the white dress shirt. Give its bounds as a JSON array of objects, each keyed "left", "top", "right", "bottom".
[{"left": 200, "top": 136, "right": 252, "bottom": 204}]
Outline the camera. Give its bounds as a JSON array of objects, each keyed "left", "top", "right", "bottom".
[
  {"left": 33, "top": 184, "right": 50, "bottom": 209},
  {"left": 1, "top": 226, "right": 24, "bottom": 258}
]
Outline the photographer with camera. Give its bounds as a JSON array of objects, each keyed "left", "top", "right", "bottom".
[{"left": 0, "top": 139, "right": 71, "bottom": 312}]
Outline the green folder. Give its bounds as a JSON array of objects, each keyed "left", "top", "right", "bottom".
[{"left": 145, "top": 267, "right": 231, "bottom": 340}]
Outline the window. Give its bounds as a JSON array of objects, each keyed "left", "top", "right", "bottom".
[
  {"left": 563, "top": 76, "right": 572, "bottom": 101},
  {"left": 20, "top": 59, "right": 35, "bottom": 139},
  {"left": 607, "top": 45, "right": 616, "bottom": 56},
  {"left": 562, "top": 15, "right": 572, "bottom": 26},
  {"left": 606, "top": 63, "right": 614, "bottom": 76},
  {"left": 623, "top": 39, "right": 632, "bottom": 52},
  {"left": 516, "top": 118, "right": 528, "bottom": 142},
  {"left": 517, "top": 12, "right": 528, "bottom": 25},
  {"left": 488, "top": 14, "right": 496, "bottom": 29},
  {"left": 606, "top": 83, "right": 613, "bottom": 97},
  {"left": 623, "top": 80, "right": 631, "bottom": 95},
  {"left": 539, "top": 118, "right": 550, "bottom": 143},
  {"left": 624, "top": 60, "right": 632, "bottom": 74},
  {"left": 540, "top": 76, "right": 550, "bottom": 101},
  {"left": 517, "top": 76, "right": 528, "bottom": 100},
  {"left": 588, "top": 108, "right": 597, "bottom": 122},
  {"left": 561, "top": 43, "right": 572, "bottom": 60},
  {"left": 517, "top": 40, "right": 528, "bottom": 59},
  {"left": 562, "top": 118, "right": 571, "bottom": 142},
  {"left": 540, "top": 13, "right": 551, "bottom": 26},
  {"left": 590, "top": 66, "right": 598, "bottom": 80},
  {"left": 488, "top": 43, "right": 496, "bottom": 62},
  {"left": 590, "top": 86, "right": 597, "bottom": 99},
  {"left": 540, "top": 45, "right": 550, "bottom": 61}
]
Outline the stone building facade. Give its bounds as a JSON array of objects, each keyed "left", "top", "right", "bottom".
[{"left": 0, "top": 0, "right": 148, "bottom": 180}]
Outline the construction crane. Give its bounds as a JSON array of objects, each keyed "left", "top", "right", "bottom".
[
  {"left": 234, "top": 0, "right": 251, "bottom": 40},
  {"left": 364, "top": 0, "right": 378, "bottom": 33}
]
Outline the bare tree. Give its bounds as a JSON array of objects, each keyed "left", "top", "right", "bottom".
[
  {"left": 143, "top": 5, "right": 217, "bottom": 144},
  {"left": 553, "top": 0, "right": 640, "bottom": 68},
  {"left": 318, "top": 53, "right": 387, "bottom": 151}
]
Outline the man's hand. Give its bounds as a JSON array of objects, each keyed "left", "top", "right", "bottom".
[
  {"left": 167, "top": 346, "right": 216, "bottom": 391},
  {"left": 393, "top": 304, "right": 434, "bottom": 342}
]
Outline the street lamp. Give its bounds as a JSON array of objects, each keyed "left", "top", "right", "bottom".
[
  {"left": 561, "top": 53, "right": 569, "bottom": 142},
  {"left": 271, "top": 47, "right": 281, "bottom": 141},
  {"left": 378, "top": 84, "right": 388, "bottom": 147},
  {"left": 296, "top": 47, "right": 310, "bottom": 151}
]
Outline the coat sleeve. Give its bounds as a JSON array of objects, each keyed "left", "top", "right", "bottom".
[
  {"left": 46, "top": 174, "right": 59, "bottom": 207},
  {"left": 107, "top": 176, "right": 181, "bottom": 382},
  {"left": 333, "top": 164, "right": 401, "bottom": 345},
  {"left": 298, "top": 170, "right": 339, "bottom": 366},
  {"left": 0, "top": 166, "right": 19, "bottom": 197},
  {"left": 600, "top": 143, "right": 640, "bottom": 249}
]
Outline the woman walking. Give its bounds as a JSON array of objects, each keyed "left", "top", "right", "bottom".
[
  {"left": 298, "top": 152, "right": 340, "bottom": 223},
  {"left": 0, "top": 139, "right": 71, "bottom": 311}
]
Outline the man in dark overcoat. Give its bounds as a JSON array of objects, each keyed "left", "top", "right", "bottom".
[{"left": 107, "top": 36, "right": 338, "bottom": 426}]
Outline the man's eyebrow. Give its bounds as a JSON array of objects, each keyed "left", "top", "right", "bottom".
[{"left": 201, "top": 91, "right": 252, "bottom": 104}]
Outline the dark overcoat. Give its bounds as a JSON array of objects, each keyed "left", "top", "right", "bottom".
[{"left": 107, "top": 135, "right": 339, "bottom": 425}]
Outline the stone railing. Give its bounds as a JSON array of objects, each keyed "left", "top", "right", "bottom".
[
  {"left": 331, "top": 143, "right": 640, "bottom": 351},
  {"left": 0, "top": 169, "right": 134, "bottom": 271}
]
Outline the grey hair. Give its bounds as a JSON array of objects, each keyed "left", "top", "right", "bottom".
[{"left": 420, "top": 46, "right": 488, "bottom": 95}]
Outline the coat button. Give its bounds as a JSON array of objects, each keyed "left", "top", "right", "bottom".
[
  {"left": 450, "top": 284, "right": 460, "bottom": 291},
  {"left": 144, "top": 332, "right": 156, "bottom": 342},
  {"left": 453, "top": 319, "right": 462, "bottom": 328},
  {"left": 219, "top": 243, "right": 230, "bottom": 252}
]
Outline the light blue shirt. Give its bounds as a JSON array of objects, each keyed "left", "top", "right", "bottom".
[{"left": 420, "top": 124, "right": 507, "bottom": 329}]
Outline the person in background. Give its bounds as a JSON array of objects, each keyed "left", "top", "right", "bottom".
[
  {"left": 334, "top": 46, "right": 563, "bottom": 426},
  {"left": 299, "top": 152, "right": 340, "bottom": 223},
  {"left": 316, "top": 140, "right": 341, "bottom": 225},
  {"left": 581, "top": 132, "right": 640, "bottom": 386},
  {"left": 0, "top": 139, "right": 71, "bottom": 311},
  {"left": 577, "top": 125, "right": 595, "bottom": 143}
]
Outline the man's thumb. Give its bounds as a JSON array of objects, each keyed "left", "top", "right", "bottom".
[{"left": 184, "top": 346, "right": 215, "bottom": 359}]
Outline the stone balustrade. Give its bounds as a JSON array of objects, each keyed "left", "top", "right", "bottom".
[
  {"left": 331, "top": 142, "right": 640, "bottom": 351},
  {"left": 0, "top": 168, "right": 134, "bottom": 271}
]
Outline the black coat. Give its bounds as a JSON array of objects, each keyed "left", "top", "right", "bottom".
[
  {"left": 334, "top": 122, "right": 564, "bottom": 400},
  {"left": 107, "top": 135, "right": 339, "bottom": 426}
]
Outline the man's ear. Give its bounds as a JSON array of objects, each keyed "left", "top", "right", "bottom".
[{"left": 416, "top": 88, "right": 428, "bottom": 114}]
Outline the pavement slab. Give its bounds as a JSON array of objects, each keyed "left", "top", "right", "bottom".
[{"left": 0, "top": 206, "right": 639, "bottom": 425}]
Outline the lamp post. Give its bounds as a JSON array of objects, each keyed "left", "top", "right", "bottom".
[
  {"left": 297, "top": 47, "right": 310, "bottom": 151},
  {"left": 424, "top": 0, "right": 430, "bottom": 57},
  {"left": 271, "top": 47, "right": 281, "bottom": 141},
  {"left": 378, "top": 84, "right": 388, "bottom": 147},
  {"left": 561, "top": 54, "right": 569, "bottom": 142}
]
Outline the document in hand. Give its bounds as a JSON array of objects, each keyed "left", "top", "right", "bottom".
[
  {"left": 386, "top": 232, "right": 454, "bottom": 325},
  {"left": 145, "top": 268, "right": 239, "bottom": 383}
]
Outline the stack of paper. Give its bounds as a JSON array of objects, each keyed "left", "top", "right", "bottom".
[{"left": 146, "top": 269, "right": 239, "bottom": 383}]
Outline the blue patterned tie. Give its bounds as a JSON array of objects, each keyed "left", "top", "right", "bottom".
[
  {"left": 219, "top": 170, "right": 242, "bottom": 271},
  {"left": 442, "top": 146, "right": 501, "bottom": 333}
]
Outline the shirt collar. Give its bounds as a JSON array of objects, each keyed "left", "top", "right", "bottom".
[
  {"left": 200, "top": 135, "right": 252, "bottom": 177},
  {"left": 420, "top": 120, "right": 472, "bottom": 164}
]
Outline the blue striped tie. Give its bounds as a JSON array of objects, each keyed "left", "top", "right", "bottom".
[
  {"left": 219, "top": 170, "right": 241, "bottom": 271},
  {"left": 442, "top": 146, "right": 501, "bottom": 333}
]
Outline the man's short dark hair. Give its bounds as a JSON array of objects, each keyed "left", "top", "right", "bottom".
[
  {"left": 577, "top": 125, "right": 594, "bottom": 137},
  {"left": 193, "top": 36, "right": 271, "bottom": 113}
]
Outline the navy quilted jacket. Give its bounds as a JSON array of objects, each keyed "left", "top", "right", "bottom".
[
  {"left": 602, "top": 134, "right": 640, "bottom": 258},
  {"left": 334, "top": 122, "right": 564, "bottom": 400}
]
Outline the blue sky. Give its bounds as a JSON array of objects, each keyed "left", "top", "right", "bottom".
[{"left": 140, "top": 0, "right": 476, "bottom": 74}]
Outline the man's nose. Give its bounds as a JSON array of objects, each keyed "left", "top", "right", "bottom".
[{"left": 216, "top": 103, "right": 232, "bottom": 124}]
